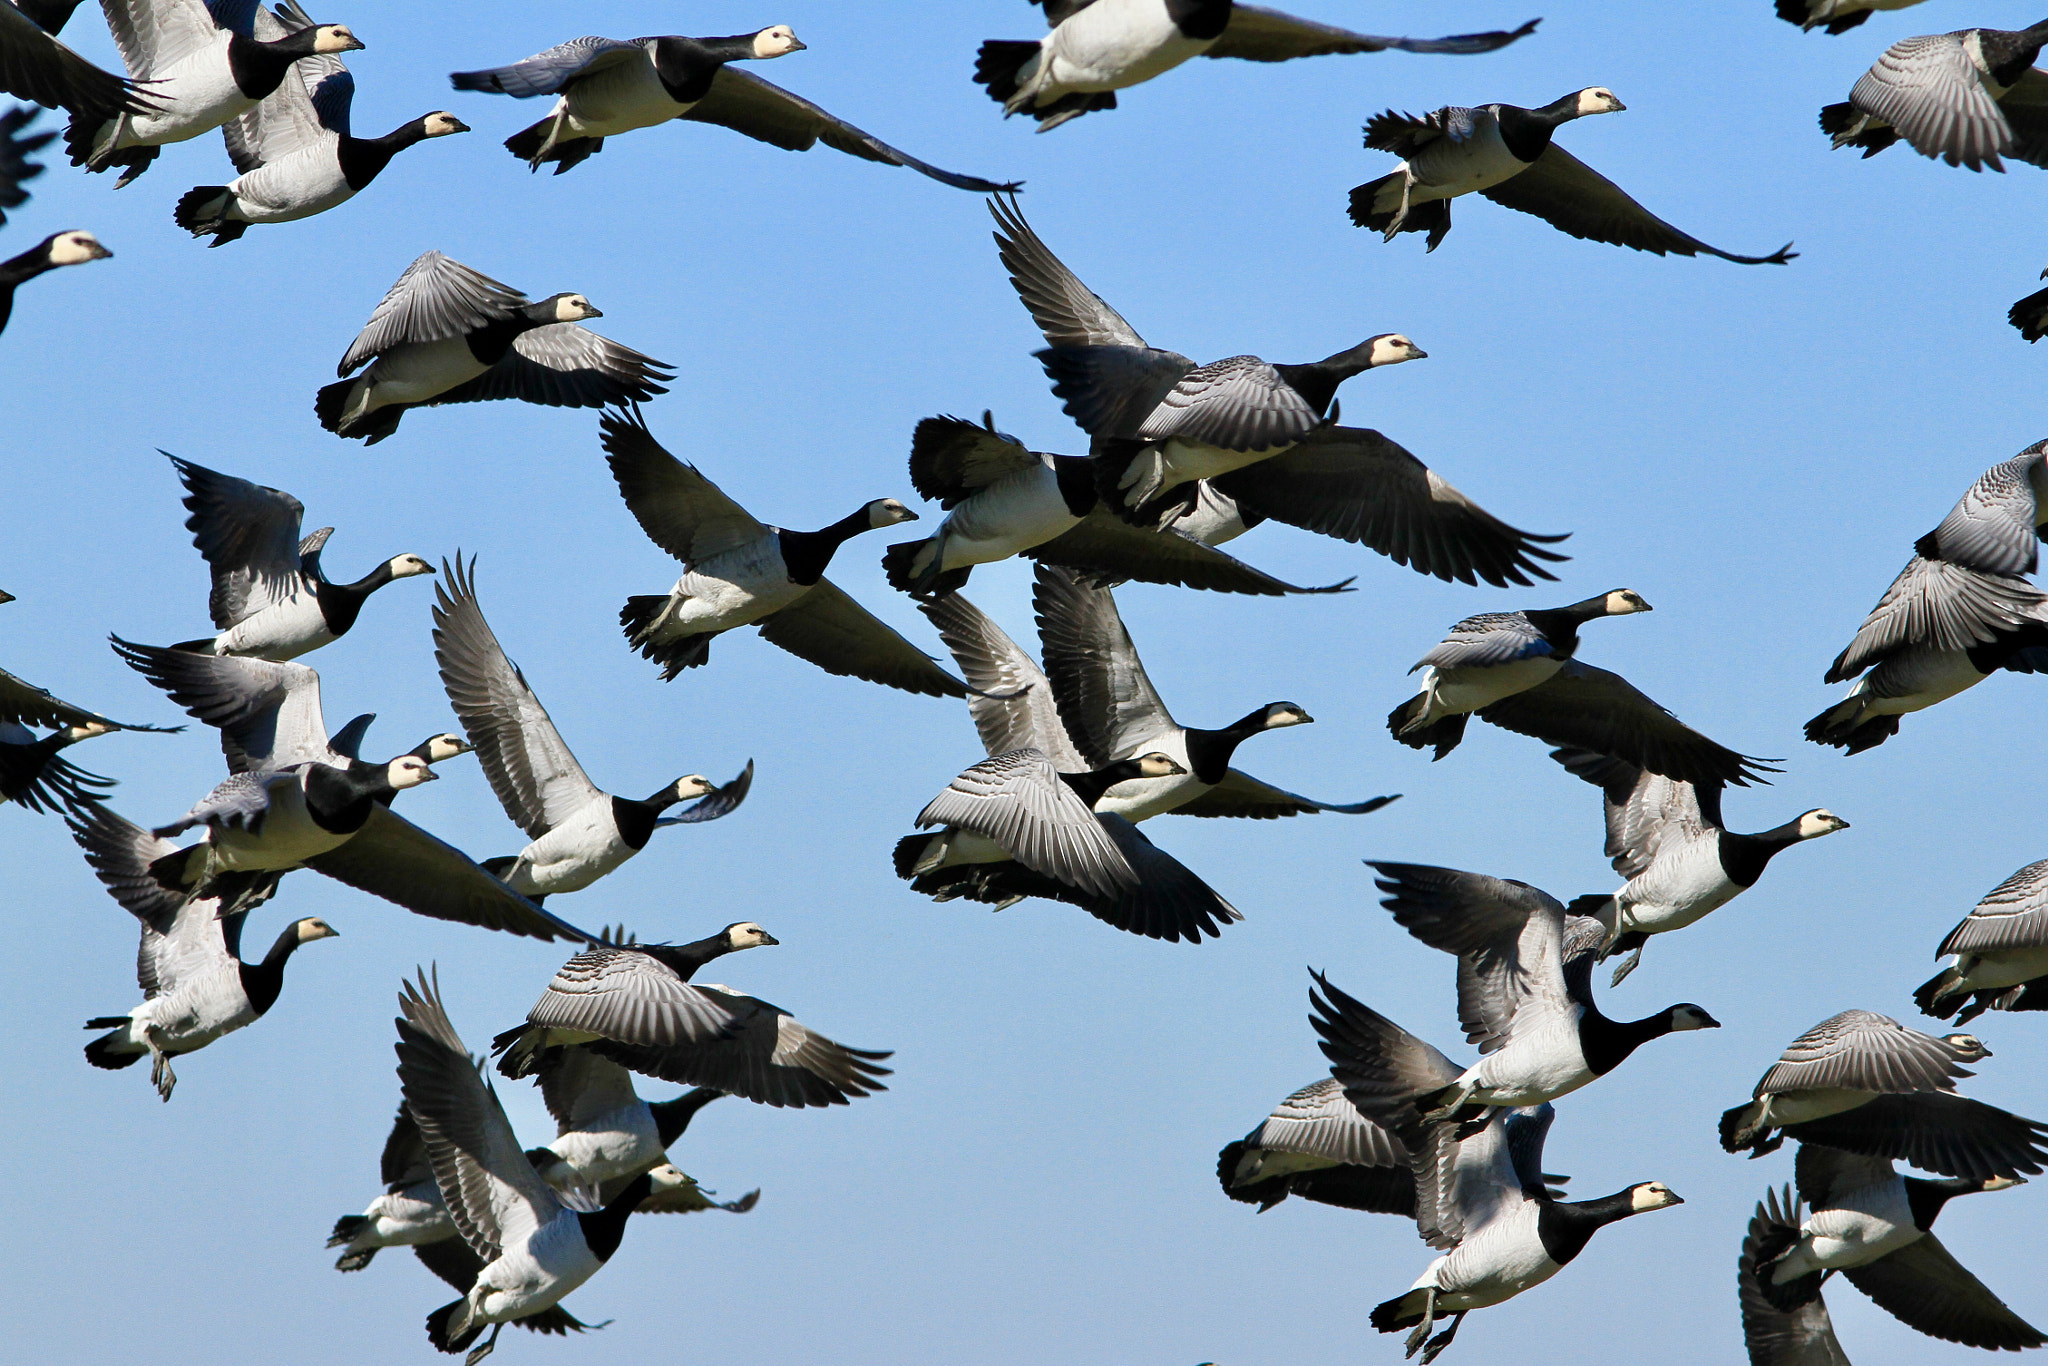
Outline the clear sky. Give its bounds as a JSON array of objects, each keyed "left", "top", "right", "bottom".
[{"left": 5, "top": 2, "right": 2046, "bottom": 1364}]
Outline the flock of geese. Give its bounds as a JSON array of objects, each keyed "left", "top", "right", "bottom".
[{"left": 6, "top": 1, "right": 2048, "bottom": 1362}]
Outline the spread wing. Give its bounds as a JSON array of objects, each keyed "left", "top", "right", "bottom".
[
  {"left": 1480, "top": 660, "right": 1778, "bottom": 789},
  {"left": 1826, "top": 557, "right": 2048, "bottom": 682},
  {"left": 338, "top": 251, "right": 528, "bottom": 375},
  {"left": 651, "top": 760, "right": 753, "bottom": 827},
  {"left": 1135, "top": 355, "right": 1320, "bottom": 452},
  {"left": 1038, "top": 345, "right": 1197, "bottom": 440},
  {"left": 378, "top": 1104, "right": 435, "bottom": 1190},
  {"left": 1930, "top": 449, "right": 2048, "bottom": 576},
  {"left": 1246, "top": 1077, "right": 1407, "bottom": 1168},
  {"left": 1415, "top": 611, "right": 1548, "bottom": 670},
  {"left": 1308, "top": 969, "right": 1464, "bottom": 1165},
  {"left": 1209, "top": 426, "right": 1569, "bottom": 588},
  {"left": 941, "top": 813, "right": 1240, "bottom": 941},
  {"left": 1849, "top": 32, "right": 2013, "bottom": 169},
  {"left": 1793, "top": 1142, "right": 1897, "bottom": 1212},
  {"left": 302, "top": 805, "right": 596, "bottom": 943},
  {"left": 600, "top": 407, "right": 767, "bottom": 566},
  {"left": 916, "top": 748, "right": 1134, "bottom": 897},
  {"left": 432, "top": 556, "right": 601, "bottom": 838},
  {"left": 1756, "top": 1009, "right": 1974, "bottom": 1095},
  {"left": 988, "top": 194, "right": 1146, "bottom": 349},
  {"left": 1740, "top": 1187, "right": 1854, "bottom": 1366},
  {"left": 1363, "top": 105, "right": 1478, "bottom": 159},
  {"left": 68, "top": 803, "right": 236, "bottom": 996},
  {"left": 111, "top": 639, "right": 329, "bottom": 771},
  {"left": 513, "top": 947, "right": 750, "bottom": 1052},
  {"left": 101, "top": 0, "right": 218, "bottom": 78},
  {"left": 448, "top": 36, "right": 645, "bottom": 98},
  {"left": 1205, "top": 8, "right": 1539, "bottom": 60},
  {"left": 221, "top": 4, "right": 347, "bottom": 172},
  {"left": 1548, "top": 746, "right": 1717, "bottom": 877},
  {"left": 596, "top": 984, "right": 893, "bottom": 1108},
  {"left": 907, "top": 414, "right": 1043, "bottom": 507},
  {"left": 169, "top": 455, "right": 308, "bottom": 630},
  {"left": 424, "top": 325, "right": 673, "bottom": 410},
  {"left": 1479, "top": 144, "right": 1797, "bottom": 264},
  {"left": 0, "top": 663, "right": 173, "bottom": 733},
  {"left": 754, "top": 578, "right": 972, "bottom": 698},
  {"left": 0, "top": 5, "right": 152, "bottom": 124},
  {"left": 532, "top": 1046, "right": 643, "bottom": 1134},
  {"left": 918, "top": 591, "right": 1086, "bottom": 770},
  {"left": 1842, "top": 1235, "right": 2047, "bottom": 1349},
  {"left": 1784, "top": 1092, "right": 2048, "bottom": 1182},
  {"left": 1171, "top": 767, "right": 1397, "bottom": 819},
  {"left": 1941, "top": 859, "right": 2048, "bottom": 956},
  {"left": 1031, "top": 563, "right": 1173, "bottom": 767},
  {"left": 1027, "top": 510, "right": 1355, "bottom": 596}
]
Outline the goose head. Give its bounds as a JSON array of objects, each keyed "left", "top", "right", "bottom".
[
  {"left": 752, "top": 25, "right": 806, "bottom": 58},
  {"left": 863, "top": 498, "right": 917, "bottom": 529},
  {"left": 1794, "top": 809, "right": 1850, "bottom": 840},
  {"left": 1944, "top": 1033, "right": 1992, "bottom": 1062},
  {"left": 62, "top": 721, "right": 115, "bottom": 742},
  {"left": 723, "top": 921, "right": 779, "bottom": 950},
  {"left": 412, "top": 734, "right": 472, "bottom": 764},
  {"left": 384, "top": 755, "right": 437, "bottom": 790},
  {"left": 1627, "top": 1181, "right": 1682, "bottom": 1212},
  {"left": 309, "top": 24, "right": 364, "bottom": 54},
  {"left": 385, "top": 555, "right": 435, "bottom": 580},
  {"left": 1256, "top": 702, "right": 1313, "bottom": 730},
  {"left": 1982, "top": 1175, "right": 2027, "bottom": 1192},
  {"left": 670, "top": 774, "right": 716, "bottom": 801},
  {"left": 1664, "top": 1004, "right": 1720, "bottom": 1032},
  {"left": 1132, "top": 752, "right": 1187, "bottom": 779},
  {"left": 531, "top": 292, "right": 602, "bottom": 323},
  {"left": 420, "top": 112, "right": 470, "bottom": 139},
  {"left": 294, "top": 917, "right": 341, "bottom": 943},
  {"left": 43, "top": 230, "right": 112, "bottom": 267}
]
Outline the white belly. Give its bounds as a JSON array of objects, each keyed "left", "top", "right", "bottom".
[
  {"left": 118, "top": 42, "right": 248, "bottom": 146},
  {"left": 1855, "top": 648, "right": 1987, "bottom": 713},
  {"left": 1955, "top": 944, "right": 2048, "bottom": 991},
  {"left": 560, "top": 55, "right": 689, "bottom": 137},
  {"left": 940, "top": 467, "right": 1079, "bottom": 569},
  {"left": 131, "top": 964, "right": 253, "bottom": 1051},
  {"left": 1037, "top": 0, "right": 1210, "bottom": 96},
  {"left": 353, "top": 1186, "right": 454, "bottom": 1248},
  {"left": 504, "top": 804, "right": 630, "bottom": 896},
  {"left": 1464, "top": 1020, "right": 1592, "bottom": 1106},
  {"left": 226, "top": 149, "right": 351, "bottom": 223},
  {"left": 355, "top": 338, "right": 492, "bottom": 410},
  {"left": 214, "top": 594, "right": 330, "bottom": 659},
  {"left": 1617, "top": 843, "right": 1740, "bottom": 935},
  {"left": 925, "top": 829, "right": 1012, "bottom": 869},
  {"left": 545, "top": 1105, "right": 662, "bottom": 1188},
  {"left": 1423, "top": 1207, "right": 1557, "bottom": 1307},
  {"left": 1412, "top": 656, "right": 1562, "bottom": 722},
  {"left": 1760, "top": 1088, "right": 1875, "bottom": 1127},
  {"left": 205, "top": 779, "right": 351, "bottom": 870},
  {"left": 474, "top": 1219, "right": 601, "bottom": 1324}
]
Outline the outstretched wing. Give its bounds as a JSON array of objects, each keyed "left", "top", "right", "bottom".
[
  {"left": 425, "top": 326, "right": 673, "bottom": 410},
  {"left": 449, "top": 36, "right": 645, "bottom": 98},
  {"left": 339, "top": 251, "right": 528, "bottom": 374},
  {"left": 1206, "top": 9, "right": 1539, "bottom": 61},
  {"left": 1479, "top": 144, "right": 1796, "bottom": 264},
  {"left": 755, "top": 579, "right": 972, "bottom": 698}
]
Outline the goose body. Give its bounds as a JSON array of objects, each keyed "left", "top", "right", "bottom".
[
  {"left": 1916, "top": 857, "right": 2048, "bottom": 1022},
  {"left": 1778, "top": 0, "right": 1929, "bottom": 35},
  {"left": 1821, "top": 24, "right": 2048, "bottom": 170}
]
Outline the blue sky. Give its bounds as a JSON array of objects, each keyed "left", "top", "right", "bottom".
[{"left": 6, "top": 2, "right": 2047, "bottom": 1363}]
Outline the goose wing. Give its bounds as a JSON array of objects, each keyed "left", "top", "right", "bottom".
[
  {"left": 1849, "top": 32, "right": 2012, "bottom": 169},
  {"left": 1941, "top": 859, "right": 2048, "bottom": 956},
  {"left": 918, "top": 590, "right": 1086, "bottom": 769},
  {"left": 1929, "top": 448, "right": 2048, "bottom": 576},
  {"left": 1755, "top": 1009, "right": 1976, "bottom": 1096},
  {"left": 0, "top": 5, "right": 151, "bottom": 123},
  {"left": 988, "top": 194, "right": 1147, "bottom": 349},
  {"left": 1308, "top": 970, "right": 1465, "bottom": 1181},
  {"left": 154, "top": 769, "right": 279, "bottom": 836},
  {"left": 1171, "top": 767, "right": 1397, "bottom": 819},
  {"left": 1246, "top": 1077, "right": 1407, "bottom": 1168},
  {"left": 1031, "top": 563, "right": 1173, "bottom": 767},
  {"left": 907, "top": 414, "right": 1044, "bottom": 506},
  {"left": 600, "top": 407, "right": 767, "bottom": 567},
  {"left": 1414, "top": 1105, "right": 1530, "bottom": 1250},
  {"left": 424, "top": 325, "right": 673, "bottom": 410},
  {"left": 301, "top": 804, "right": 596, "bottom": 943},
  {"left": 1479, "top": 659, "right": 1778, "bottom": 789},
  {"left": 1209, "top": 426, "right": 1569, "bottom": 588},
  {"left": 1027, "top": 510, "right": 1355, "bottom": 595},
  {"left": 111, "top": 639, "right": 329, "bottom": 772},
  {"left": 431, "top": 556, "right": 602, "bottom": 839},
  {"left": 338, "top": 251, "right": 529, "bottom": 375},
  {"left": 1826, "top": 556, "right": 2048, "bottom": 682},
  {"left": 1842, "top": 1234, "right": 2047, "bottom": 1350},
  {"left": 680, "top": 67, "right": 1017, "bottom": 192},
  {"left": 1793, "top": 1142, "right": 1898, "bottom": 1211},
  {"left": 1478, "top": 144, "right": 1797, "bottom": 264},
  {"left": 220, "top": 2, "right": 347, "bottom": 173},
  {"left": 1039, "top": 345, "right": 1196, "bottom": 440},
  {"left": 1363, "top": 105, "right": 1478, "bottom": 158},
  {"left": 1999, "top": 68, "right": 2048, "bottom": 168},
  {"left": 0, "top": 663, "right": 174, "bottom": 733},
  {"left": 170, "top": 455, "right": 308, "bottom": 631},
  {"left": 1549, "top": 746, "right": 1718, "bottom": 877},
  {"left": 510, "top": 947, "right": 751, "bottom": 1053},
  {"left": 448, "top": 35, "right": 645, "bottom": 99},
  {"left": 69, "top": 803, "right": 239, "bottom": 996},
  {"left": 1414, "top": 610, "right": 1549, "bottom": 670},
  {"left": 101, "top": 0, "right": 219, "bottom": 78},
  {"left": 916, "top": 748, "right": 1134, "bottom": 898},
  {"left": 1205, "top": 8, "right": 1539, "bottom": 60},
  {"left": 754, "top": 578, "right": 972, "bottom": 698},
  {"left": 1785, "top": 1092, "right": 2048, "bottom": 1182},
  {"left": 395, "top": 970, "right": 561, "bottom": 1265},
  {"left": 378, "top": 1104, "right": 434, "bottom": 1190},
  {"left": 533, "top": 1046, "right": 643, "bottom": 1135},
  {"left": 651, "top": 759, "right": 753, "bottom": 827},
  {"left": 597, "top": 984, "right": 893, "bottom": 1108},
  {"left": 1137, "top": 355, "right": 1320, "bottom": 452},
  {"left": 1740, "top": 1188, "right": 1854, "bottom": 1366},
  {"left": 0, "top": 104, "right": 47, "bottom": 223}
]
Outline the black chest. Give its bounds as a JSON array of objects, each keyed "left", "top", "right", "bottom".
[
  {"left": 335, "top": 138, "right": 398, "bottom": 192},
  {"left": 1517, "top": 610, "right": 1581, "bottom": 658},
  {"left": 1982, "top": 33, "right": 2046, "bottom": 88},
  {"left": 1052, "top": 456, "right": 1099, "bottom": 517},
  {"left": 1179, "top": 729, "right": 1239, "bottom": 785},
  {"left": 651, "top": 39, "right": 724, "bottom": 105},
  {"left": 775, "top": 528, "right": 836, "bottom": 586},
  {"left": 607, "top": 795, "right": 661, "bottom": 851},
  {"left": 1493, "top": 106, "right": 1560, "bottom": 164},
  {"left": 1534, "top": 1203, "right": 1600, "bottom": 1267},
  {"left": 1166, "top": 0, "right": 1233, "bottom": 40},
  {"left": 301, "top": 764, "right": 376, "bottom": 833},
  {"left": 464, "top": 315, "right": 539, "bottom": 366},
  {"left": 1574, "top": 1010, "right": 1646, "bottom": 1078},
  {"left": 313, "top": 578, "right": 367, "bottom": 636},
  {"left": 1715, "top": 831, "right": 1779, "bottom": 889},
  {"left": 237, "top": 960, "right": 286, "bottom": 1016},
  {"left": 226, "top": 36, "right": 297, "bottom": 101}
]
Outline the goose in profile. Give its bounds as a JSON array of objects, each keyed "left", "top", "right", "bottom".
[
  {"left": 1322, "top": 870, "right": 1718, "bottom": 1129},
  {"left": 1550, "top": 746, "right": 1848, "bottom": 984},
  {"left": 1, "top": 225, "right": 108, "bottom": 334},
  {"left": 1387, "top": 591, "right": 1775, "bottom": 788},
  {"left": 450, "top": 26, "right": 1014, "bottom": 191},
  {"left": 880, "top": 412, "right": 1353, "bottom": 598},
  {"left": 989, "top": 198, "right": 1427, "bottom": 514},
  {"left": 330, "top": 1105, "right": 454, "bottom": 1270},
  {"left": 1349, "top": 90, "right": 1796, "bottom": 263},
  {"left": 1915, "top": 858, "right": 2048, "bottom": 1023},
  {"left": 65, "top": 0, "right": 361, "bottom": 186},
  {"left": 1808, "top": 444, "right": 2048, "bottom": 753},
  {"left": 1777, "top": 0, "right": 1930, "bottom": 35},
  {"left": 494, "top": 923, "right": 894, "bottom": 1109},
  {"left": 975, "top": 1, "right": 1537, "bottom": 132},
  {"left": 432, "top": 555, "right": 750, "bottom": 901},
  {"left": 1719, "top": 1010, "right": 2048, "bottom": 1179},
  {"left": 113, "top": 639, "right": 591, "bottom": 942},
  {"left": 1, "top": 1, "right": 153, "bottom": 127},
  {"left": 316, "top": 251, "right": 673, "bottom": 445},
  {"left": 167, "top": 454, "right": 433, "bottom": 660},
  {"left": 175, "top": 2, "right": 467, "bottom": 245},
  {"left": 395, "top": 970, "right": 657, "bottom": 1364},
  {"left": 1741, "top": 1147, "right": 2041, "bottom": 1355},
  {"left": 604, "top": 407, "right": 971, "bottom": 697},
  {"left": 1, "top": 590, "right": 178, "bottom": 814},
  {"left": 70, "top": 802, "right": 336, "bottom": 1099},
  {"left": 1361, "top": 1097, "right": 1681, "bottom": 1364},
  {"left": 1821, "top": 24, "right": 2048, "bottom": 170},
  {"left": 0, "top": 104, "right": 49, "bottom": 222},
  {"left": 1218, "top": 1078, "right": 1419, "bottom": 1215}
]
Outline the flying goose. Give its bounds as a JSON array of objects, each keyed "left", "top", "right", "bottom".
[
  {"left": 113, "top": 639, "right": 592, "bottom": 942},
  {"left": 1360, "top": 1097, "right": 1681, "bottom": 1364},
  {"left": 975, "top": 1, "right": 1537, "bottom": 132},
  {"left": 1218, "top": 1077, "right": 1419, "bottom": 1215},
  {"left": 989, "top": 198, "right": 1426, "bottom": 513},
  {"left": 1, "top": 0, "right": 153, "bottom": 126},
  {"left": 494, "top": 923, "right": 894, "bottom": 1109},
  {"left": 432, "top": 555, "right": 750, "bottom": 901},
  {"left": 167, "top": 454, "right": 433, "bottom": 660},
  {"left": 70, "top": 802, "right": 336, "bottom": 1099},
  {"left": 0, "top": 103, "right": 49, "bottom": 223},
  {"left": 395, "top": 970, "right": 657, "bottom": 1363},
  {"left": 316, "top": 251, "right": 673, "bottom": 444},
  {"left": 1916, "top": 858, "right": 2048, "bottom": 1023},
  {"left": 880, "top": 412, "right": 1354, "bottom": 598},
  {"left": 65, "top": 0, "right": 361, "bottom": 185},
  {"left": 174, "top": 1, "right": 468, "bottom": 246},
  {"left": 1808, "top": 445, "right": 2048, "bottom": 752},
  {"left": 1549, "top": 746, "right": 1848, "bottom": 984},
  {"left": 1742, "top": 1150, "right": 2041, "bottom": 1354},
  {"left": 1719, "top": 1010, "right": 2048, "bottom": 1179},
  {"left": 1738, "top": 1189, "right": 1856, "bottom": 1366},
  {"left": 1821, "top": 24, "right": 2048, "bottom": 170},
  {"left": 1, "top": 590, "right": 178, "bottom": 814},
  {"left": 1326, "top": 869, "right": 1718, "bottom": 1128},
  {"left": 1778, "top": 0, "right": 1930, "bottom": 35},
  {"left": 450, "top": 26, "right": 1014, "bottom": 192},
  {"left": 0, "top": 223, "right": 107, "bottom": 334},
  {"left": 1388, "top": 591, "right": 1776, "bottom": 788},
  {"left": 1349, "top": 90, "right": 1797, "bottom": 263},
  {"left": 603, "top": 407, "right": 971, "bottom": 697}
]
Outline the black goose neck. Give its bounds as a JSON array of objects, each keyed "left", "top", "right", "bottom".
[
  {"left": 1182, "top": 706, "right": 1281, "bottom": 783},
  {"left": 226, "top": 30, "right": 321, "bottom": 100},
  {"left": 778, "top": 510, "right": 873, "bottom": 586},
  {"left": 0, "top": 244, "right": 56, "bottom": 286},
  {"left": 314, "top": 562, "right": 394, "bottom": 637},
  {"left": 1717, "top": 827, "right": 1797, "bottom": 887},
  {"left": 650, "top": 1088, "right": 724, "bottom": 1147},
  {"left": 302, "top": 762, "right": 391, "bottom": 833},
  {"left": 577, "top": 1173, "right": 654, "bottom": 1262},
  {"left": 1061, "top": 758, "right": 1152, "bottom": 808},
  {"left": 1495, "top": 102, "right": 1572, "bottom": 162},
  {"left": 608, "top": 788, "right": 682, "bottom": 851},
  {"left": 1536, "top": 1189, "right": 1642, "bottom": 1266},
  {"left": 237, "top": 924, "right": 303, "bottom": 1016},
  {"left": 651, "top": 35, "right": 750, "bottom": 102},
  {"left": 1984, "top": 25, "right": 2048, "bottom": 85},
  {"left": 1576, "top": 1002, "right": 1682, "bottom": 1077},
  {"left": 645, "top": 933, "right": 737, "bottom": 982},
  {"left": 1903, "top": 1176, "right": 1984, "bottom": 1230},
  {"left": 1051, "top": 455, "right": 1099, "bottom": 517},
  {"left": 1165, "top": 0, "right": 1233, "bottom": 39},
  {"left": 1267, "top": 361, "right": 1350, "bottom": 418},
  {"left": 337, "top": 121, "right": 433, "bottom": 190},
  {"left": 462, "top": 311, "right": 551, "bottom": 366}
]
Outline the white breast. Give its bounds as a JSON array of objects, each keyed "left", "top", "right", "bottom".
[
  {"left": 1429, "top": 1204, "right": 1559, "bottom": 1309},
  {"left": 1401, "top": 120, "right": 1526, "bottom": 203},
  {"left": 215, "top": 593, "right": 330, "bottom": 659},
  {"left": 356, "top": 337, "right": 493, "bottom": 408},
  {"left": 122, "top": 36, "right": 248, "bottom": 145},
  {"left": 1416, "top": 655, "right": 1563, "bottom": 719},
  {"left": 561, "top": 51, "right": 687, "bottom": 135},
  {"left": 506, "top": 802, "right": 629, "bottom": 896},
  {"left": 940, "top": 465, "right": 1079, "bottom": 568},
  {"left": 1617, "top": 837, "right": 1739, "bottom": 934},
  {"left": 475, "top": 1215, "right": 601, "bottom": 1323},
  {"left": 226, "top": 146, "right": 350, "bottom": 222},
  {"left": 1041, "top": 0, "right": 1210, "bottom": 94},
  {"left": 134, "top": 962, "right": 253, "bottom": 1049},
  {"left": 1465, "top": 1013, "right": 1592, "bottom": 1106},
  {"left": 545, "top": 1104, "right": 662, "bottom": 1187},
  {"left": 205, "top": 777, "right": 352, "bottom": 870}
]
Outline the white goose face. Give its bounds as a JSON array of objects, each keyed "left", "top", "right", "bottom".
[
  {"left": 1945, "top": 1033, "right": 1991, "bottom": 1061},
  {"left": 46, "top": 230, "right": 112, "bottom": 267},
  {"left": 1603, "top": 589, "right": 1652, "bottom": 615},
  {"left": 1629, "top": 1181, "right": 1682, "bottom": 1212},
  {"left": 866, "top": 498, "right": 917, "bottom": 529},
  {"left": 544, "top": 292, "right": 602, "bottom": 323},
  {"left": 724, "top": 921, "right": 779, "bottom": 950},
  {"left": 1133, "top": 752, "right": 1187, "bottom": 779},
  {"left": 673, "top": 774, "right": 715, "bottom": 800},
  {"left": 1369, "top": 334, "right": 1427, "bottom": 366},
  {"left": 1263, "top": 703, "right": 1313, "bottom": 730},
  {"left": 387, "top": 555, "right": 434, "bottom": 579},
  {"left": 421, "top": 112, "right": 470, "bottom": 138},
  {"left": 753, "top": 25, "right": 805, "bottom": 58},
  {"left": 312, "top": 24, "right": 364, "bottom": 53},
  {"left": 646, "top": 1163, "right": 693, "bottom": 1193},
  {"left": 1797, "top": 809, "right": 1849, "bottom": 839},
  {"left": 1668, "top": 1004, "right": 1719, "bottom": 1031},
  {"left": 386, "top": 755, "right": 437, "bottom": 789},
  {"left": 419, "top": 734, "right": 472, "bottom": 763},
  {"left": 295, "top": 917, "right": 340, "bottom": 942},
  {"left": 1577, "top": 87, "right": 1625, "bottom": 116}
]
